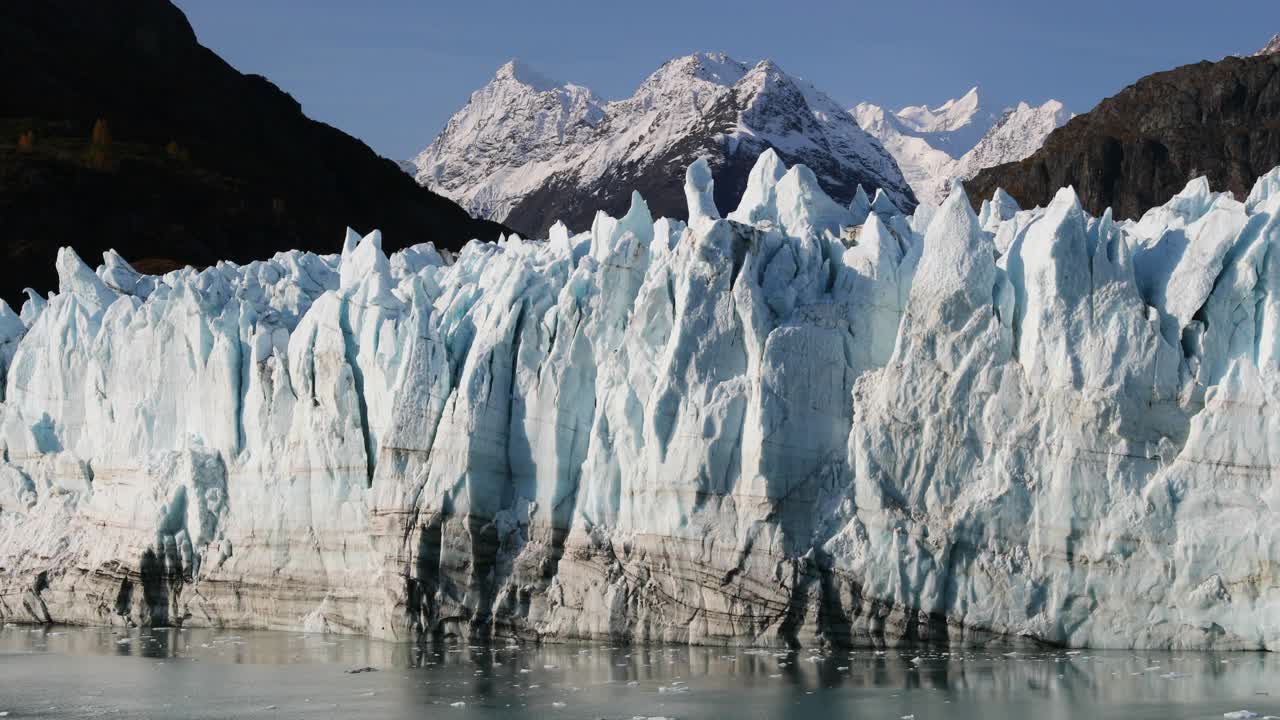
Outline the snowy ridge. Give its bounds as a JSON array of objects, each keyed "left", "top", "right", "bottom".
[
  {"left": 1254, "top": 34, "right": 1280, "bottom": 57},
  {"left": 953, "top": 99, "right": 1072, "bottom": 180},
  {"left": 854, "top": 89, "right": 1071, "bottom": 205},
  {"left": 412, "top": 53, "right": 913, "bottom": 232},
  {"left": 2, "top": 155, "right": 1279, "bottom": 650},
  {"left": 892, "top": 87, "right": 989, "bottom": 150},
  {"left": 412, "top": 60, "right": 608, "bottom": 222}
]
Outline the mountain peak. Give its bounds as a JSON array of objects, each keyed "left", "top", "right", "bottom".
[
  {"left": 947, "top": 86, "right": 981, "bottom": 106},
  {"left": 896, "top": 87, "right": 982, "bottom": 134},
  {"left": 739, "top": 58, "right": 794, "bottom": 89},
  {"left": 657, "top": 52, "right": 750, "bottom": 87},
  {"left": 855, "top": 89, "right": 1070, "bottom": 205},
  {"left": 413, "top": 50, "right": 914, "bottom": 234},
  {"left": 494, "top": 59, "right": 560, "bottom": 91},
  {"left": 1255, "top": 33, "right": 1280, "bottom": 56}
]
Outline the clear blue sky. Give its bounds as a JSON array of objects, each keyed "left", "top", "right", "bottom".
[{"left": 174, "top": 0, "right": 1275, "bottom": 161}]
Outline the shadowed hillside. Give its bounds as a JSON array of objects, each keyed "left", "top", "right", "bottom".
[{"left": 0, "top": 0, "right": 508, "bottom": 308}]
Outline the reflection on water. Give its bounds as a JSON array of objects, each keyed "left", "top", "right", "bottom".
[{"left": 1, "top": 624, "right": 1277, "bottom": 719}]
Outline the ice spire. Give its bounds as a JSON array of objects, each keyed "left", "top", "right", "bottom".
[
  {"left": 848, "top": 185, "right": 872, "bottom": 225},
  {"left": 56, "top": 246, "right": 117, "bottom": 318},
  {"left": 871, "top": 188, "right": 899, "bottom": 217},
  {"left": 0, "top": 298, "right": 24, "bottom": 336},
  {"left": 729, "top": 148, "right": 786, "bottom": 225},
  {"left": 19, "top": 289, "right": 46, "bottom": 327},
  {"left": 684, "top": 157, "right": 720, "bottom": 229}
]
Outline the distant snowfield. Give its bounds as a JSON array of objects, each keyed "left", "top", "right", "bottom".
[
  {"left": 2, "top": 152, "right": 1279, "bottom": 651},
  {"left": 854, "top": 88, "right": 1072, "bottom": 205}
]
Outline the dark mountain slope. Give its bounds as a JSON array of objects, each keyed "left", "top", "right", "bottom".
[
  {"left": 967, "top": 53, "right": 1280, "bottom": 219},
  {"left": 0, "top": 0, "right": 507, "bottom": 308}
]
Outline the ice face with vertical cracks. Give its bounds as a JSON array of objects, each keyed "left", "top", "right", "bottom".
[{"left": 1, "top": 157, "right": 1279, "bottom": 651}]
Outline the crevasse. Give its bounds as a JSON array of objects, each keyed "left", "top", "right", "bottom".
[{"left": 1, "top": 155, "right": 1278, "bottom": 650}]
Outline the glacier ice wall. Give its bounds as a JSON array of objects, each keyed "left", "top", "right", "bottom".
[{"left": 1, "top": 154, "right": 1278, "bottom": 650}]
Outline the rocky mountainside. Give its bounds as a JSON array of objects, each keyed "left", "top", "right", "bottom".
[
  {"left": 3, "top": 152, "right": 1279, "bottom": 650},
  {"left": 853, "top": 88, "right": 1071, "bottom": 204},
  {"left": 0, "top": 0, "right": 507, "bottom": 309},
  {"left": 412, "top": 54, "right": 915, "bottom": 236},
  {"left": 967, "top": 52, "right": 1280, "bottom": 219}
]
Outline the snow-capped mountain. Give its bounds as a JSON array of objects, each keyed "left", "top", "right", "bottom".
[
  {"left": 412, "top": 59, "right": 607, "bottom": 225},
  {"left": 1255, "top": 33, "right": 1280, "bottom": 56},
  {"left": 852, "top": 101, "right": 968, "bottom": 207},
  {"left": 853, "top": 88, "right": 1070, "bottom": 205},
  {"left": 412, "top": 53, "right": 914, "bottom": 235},
  {"left": 952, "top": 99, "right": 1072, "bottom": 179},
  {"left": 890, "top": 87, "right": 993, "bottom": 154}
]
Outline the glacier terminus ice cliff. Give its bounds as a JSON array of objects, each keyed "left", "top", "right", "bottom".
[{"left": 1, "top": 151, "right": 1278, "bottom": 652}]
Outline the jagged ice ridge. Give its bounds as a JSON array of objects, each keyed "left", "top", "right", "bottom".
[{"left": 1, "top": 152, "right": 1279, "bottom": 651}]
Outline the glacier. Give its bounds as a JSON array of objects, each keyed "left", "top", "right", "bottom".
[{"left": 1, "top": 153, "right": 1278, "bottom": 651}]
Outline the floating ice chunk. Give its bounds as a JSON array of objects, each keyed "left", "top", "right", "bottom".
[{"left": 1224, "top": 712, "right": 1260, "bottom": 719}]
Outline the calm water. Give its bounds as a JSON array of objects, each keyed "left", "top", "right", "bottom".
[{"left": 0, "top": 625, "right": 1277, "bottom": 719}]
